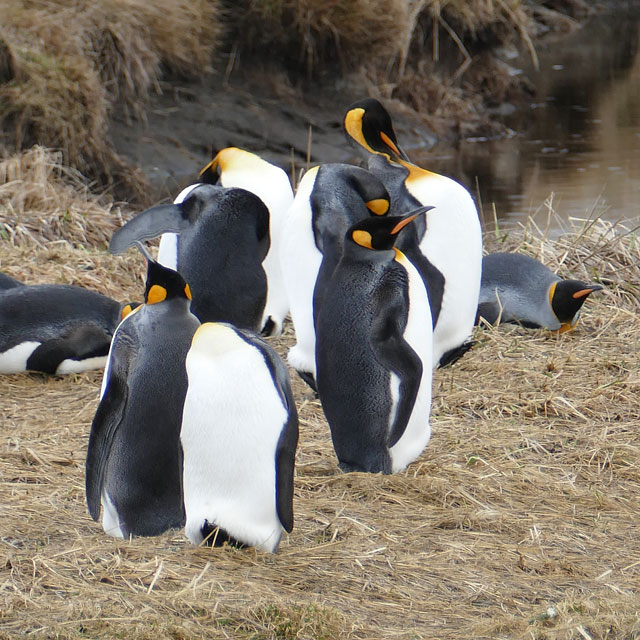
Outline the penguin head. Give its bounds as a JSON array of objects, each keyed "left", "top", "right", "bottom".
[
  {"left": 344, "top": 98, "right": 409, "bottom": 162},
  {"left": 348, "top": 205, "right": 434, "bottom": 252},
  {"left": 198, "top": 147, "right": 269, "bottom": 185},
  {"left": 144, "top": 259, "right": 192, "bottom": 306},
  {"left": 550, "top": 279, "right": 603, "bottom": 332},
  {"left": 133, "top": 242, "right": 192, "bottom": 306}
]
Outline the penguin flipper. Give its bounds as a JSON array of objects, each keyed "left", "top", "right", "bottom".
[
  {"left": 271, "top": 355, "right": 299, "bottom": 533},
  {"left": 109, "top": 204, "right": 190, "bottom": 254},
  {"left": 85, "top": 334, "right": 134, "bottom": 521},
  {"left": 25, "top": 324, "right": 112, "bottom": 374},
  {"left": 371, "top": 300, "right": 422, "bottom": 450},
  {"left": 476, "top": 301, "right": 500, "bottom": 326}
]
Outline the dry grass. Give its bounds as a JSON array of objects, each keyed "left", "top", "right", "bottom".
[
  {"left": 0, "top": 0, "right": 220, "bottom": 193},
  {"left": 1, "top": 153, "right": 640, "bottom": 638}
]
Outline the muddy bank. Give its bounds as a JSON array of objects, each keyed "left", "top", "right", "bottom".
[{"left": 108, "top": 74, "right": 439, "bottom": 204}]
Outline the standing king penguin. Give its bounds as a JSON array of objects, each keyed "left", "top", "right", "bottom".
[
  {"left": 109, "top": 183, "right": 270, "bottom": 332},
  {"left": 344, "top": 98, "right": 483, "bottom": 368},
  {"left": 181, "top": 322, "right": 298, "bottom": 553},
  {"left": 199, "top": 147, "right": 294, "bottom": 336},
  {"left": 315, "top": 206, "right": 434, "bottom": 474},
  {"left": 86, "top": 248, "right": 200, "bottom": 538},
  {"left": 280, "top": 163, "right": 391, "bottom": 389},
  {"left": 477, "top": 252, "right": 603, "bottom": 331},
  {"left": 0, "top": 283, "right": 134, "bottom": 375}
]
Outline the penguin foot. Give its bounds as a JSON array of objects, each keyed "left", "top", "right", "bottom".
[
  {"left": 200, "top": 520, "right": 246, "bottom": 549},
  {"left": 438, "top": 340, "right": 475, "bottom": 368}
]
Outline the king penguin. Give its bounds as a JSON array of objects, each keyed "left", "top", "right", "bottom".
[
  {"left": 85, "top": 246, "right": 200, "bottom": 538},
  {"left": 109, "top": 183, "right": 270, "bottom": 331},
  {"left": 0, "top": 283, "right": 135, "bottom": 375},
  {"left": 181, "top": 322, "right": 298, "bottom": 553},
  {"left": 315, "top": 206, "right": 434, "bottom": 475},
  {"left": 199, "top": 147, "right": 294, "bottom": 336},
  {"left": 476, "top": 252, "right": 603, "bottom": 332},
  {"left": 280, "top": 162, "right": 391, "bottom": 390},
  {"left": 344, "top": 97, "right": 482, "bottom": 368}
]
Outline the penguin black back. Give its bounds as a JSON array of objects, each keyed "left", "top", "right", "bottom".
[
  {"left": 316, "top": 208, "right": 433, "bottom": 474},
  {"left": 110, "top": 184, "right": 270, "bottom": 331},
  {"left": 86, "top": 253, "right": 200, "bottom": 538}
]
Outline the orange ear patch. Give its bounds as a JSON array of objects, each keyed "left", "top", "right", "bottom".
[
  {"left": 352, "top": 230, "right": 373, "bottom": 249},
  {"left": 147, "top": 284, "right": 167, "bottom": 305},
  {"left": 366, "top": 198, "right": 390, "bottom": 215},
  {"left": 121, "top": 304, "right": 133, "bottom": 319},
  {"left": 184, "top": 284, "right": 192, "bottom": 300}
]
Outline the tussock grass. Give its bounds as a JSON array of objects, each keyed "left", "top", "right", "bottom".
[
  {"left": 0, "top": 0, "right": 220, "bottom": 193},
  {"left": 1, "top": 158, "right": 639, "bottom": 638}
]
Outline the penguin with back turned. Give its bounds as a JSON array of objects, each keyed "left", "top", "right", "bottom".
[
  {"left": 476, "top": 252, "right": 603, "bottom": 332},
  {"left": 181, "top": 322, "right": 298, "bottom": 553},
  {"left": 85, "top": 244, "right": 200, "bottom": 538},
  {"left": 344, "top": 98, "right": 482, "bottom": 368},
  {"left": 199, "top": 147, "right": 294, "bottom": 336},
  {"left": 280, "top": 163, "right": 391, "bottom": 389},
  {"left": 109, "top": 183, "right": 270, "bottom": 332},
  {"left": 0, "top": 282, "right": 135, "bottom": 375},
  {"left": 315, "top": 206, "right": 434, "bottom": 475}
]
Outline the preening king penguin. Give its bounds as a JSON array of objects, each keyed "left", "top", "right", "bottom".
[
  {"left": 476, "top": 252, "right": 604, "bottom": 332},
  {"left": 0, "top": 282, "right": 135, "bottom": 375},
  {"left": 109, "top": 183, "right": 270, "bottom": 331},
  {"left": 280, "top": 163, "right": 391, "bottom": 390},
  {"left": 315, "top": 206, "right": 434, "bottom": 475},
  {"left": 199, "top": 147, "right": 294, "bottom": 336},
  {"left": 181, "top": 322, "right": 298, "bottom": 553},
  {"left": 344, "top": 97, "right": 483, "bottom": 368},
  {"left": 85, "top": 245, "right": 200, "bottom": 538}
]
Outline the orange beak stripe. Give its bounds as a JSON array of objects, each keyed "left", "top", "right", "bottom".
[
  {"left": 572, "top": 288, "right": 593, "bottom": 299},
  {"left": 391, "top": 213, "right": 420, "bottom": 234},
  {"left": 380, "top": 131, "right": 401, "bottom": 156}
]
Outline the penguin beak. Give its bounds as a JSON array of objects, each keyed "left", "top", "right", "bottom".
[
  {"left": 390, "top": 205, "right": 435, "bottom": 234},
  {"left": 198, "top": 156, "right": 221, "bottom": 184},
  {"left": 380, "top": 131, "right": 410, "bottom": 162},
  {"left": 572, "top": 285, "right": 603, "bottom": 299}
]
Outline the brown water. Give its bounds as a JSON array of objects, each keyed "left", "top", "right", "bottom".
[{"left": 412, "top": 6, "right": 640, "bottom": 232}]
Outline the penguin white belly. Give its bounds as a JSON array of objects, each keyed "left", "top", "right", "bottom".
[
  {"left": 389, "top": 255, "right": 433, "bottom": 473},
  {"left": 409, "top": 177, "right": 482, "bottom": 366},
  {"left": 157, "top": 233, "right": 178, "bottom": 270},
  {"left": 0, "top": 341, "right": 41, "bottom": 374},
  {"left": 280, "top": 170, "right": 322, "bottom": 378},
  {"left": 181, "top": 344, "right": 288, "bottom": 553},
  {"left": 101, "top": 488, "right": 125, "bottom": 538},
  {"left": 156, "top": 184, "right": 200, "bottom": 270},
  {"left": 56, "top": 355, "right": 108, "bottom": 375}
]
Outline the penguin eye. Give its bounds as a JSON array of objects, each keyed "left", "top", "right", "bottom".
[
  {"left": 147, "top": 284, "right": 167, "bottom": 305},
  {"left": 184, "top": 284, "right": 192, "bottom": 300},
  {"left": 352, "top": 230, "right": 373, "bottom": 249},
  {"left": 366, "top": 199, "right": 390, "bottom": 216}
]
